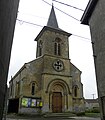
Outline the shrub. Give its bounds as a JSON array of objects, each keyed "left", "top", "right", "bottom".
[
  {"left": 91, "top": 108, "right": 100, "bottom": 113},
  {"left": 76, "top": 112, "right": 85, "bottom": 116}
]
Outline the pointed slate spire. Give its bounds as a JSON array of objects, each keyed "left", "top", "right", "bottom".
[{"left": 47, "top": 5, "right": 59, "bottom": 28}]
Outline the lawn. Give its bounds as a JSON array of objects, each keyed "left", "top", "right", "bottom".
[{"left": 85, "top": 112, "right": 100, "bottom": 118}]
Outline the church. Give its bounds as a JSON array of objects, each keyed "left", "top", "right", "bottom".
[{"left": 8, "top": 6, "right": 84, "bottom": 114}]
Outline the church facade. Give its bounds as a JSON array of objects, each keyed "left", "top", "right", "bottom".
[{"left": 8, "top": 6, "right": 84, "bottom": 114}]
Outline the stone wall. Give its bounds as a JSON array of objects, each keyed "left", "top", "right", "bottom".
[{"left": 89, "top": 0, "right": 105, "bottom": 119}]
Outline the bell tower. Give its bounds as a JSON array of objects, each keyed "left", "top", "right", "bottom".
[
  {"left": 35, "top": 5, "right": 71, "bottom": 59},
  {"left": 35, "top": 5, "right": 73, "bottom": 112}
]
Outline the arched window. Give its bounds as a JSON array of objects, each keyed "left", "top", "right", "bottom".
[
  {"left": 54, "top": 42, "right": 57, "bottom": 55},
  {"left": 54, "top": 37, "right": 61, "bottom": 56},
  {"left": 31, "top": 83, "right": 35, "bottom": 95},
  {"left": 10, "top": 84, "right": 12, "bottom": 96},
  {"left": 74, "top": 86, "right": 78, "bottom": 97},
  {"left": 39, "top": 41, "right": 42, "bottom": 56},
  {"left": 16, "top": 81, "right": 20, "bottom": 96},
  {"left": 58, "top": 43, "right": 61, "bottom": 55}
]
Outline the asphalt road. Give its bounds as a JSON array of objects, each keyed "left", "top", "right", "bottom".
[{"left": 4, "top": 115, "right": 101, "bottom": 120}]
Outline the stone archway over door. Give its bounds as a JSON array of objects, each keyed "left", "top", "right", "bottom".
[{"left": 52, "top": 92, "right": 62, "bottom": 113}]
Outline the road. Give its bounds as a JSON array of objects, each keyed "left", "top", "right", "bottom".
[{"left": 3, "top": 114, "right": 101, "bottom": 120}]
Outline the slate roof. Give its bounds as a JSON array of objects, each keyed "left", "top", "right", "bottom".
[
  {"left": 81, "top": 0, "right": 99, "bottom": 25},
  {"left": 35, "top": 5, "right": 71, "bottom": 41},
  {"left": 47, "top": 5, "right": 59, "bottom": 28}
]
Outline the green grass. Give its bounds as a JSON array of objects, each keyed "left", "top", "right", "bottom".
[{"left": 85, "top": 112, "right": 100, "bottom": 118}]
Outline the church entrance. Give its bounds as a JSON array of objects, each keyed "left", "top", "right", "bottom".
[{"left": 52, "top": 92, "right": 62, "bottom": 113}]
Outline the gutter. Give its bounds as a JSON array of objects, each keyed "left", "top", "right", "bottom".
[{"left": 81, "top": 0, "right": 99, "bottom": 25}]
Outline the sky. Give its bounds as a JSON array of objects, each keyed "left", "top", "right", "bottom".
[{"left": 8, "top": 0, "right": 98, "bottom": 99}]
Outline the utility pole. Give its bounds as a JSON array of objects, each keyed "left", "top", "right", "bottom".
[{"left": 92, "top": 94, "right": 95, "bottom": 99}]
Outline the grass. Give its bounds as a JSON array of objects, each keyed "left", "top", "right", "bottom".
[{"left": 85, "top": 112, "right": 100, "bottom": 118}]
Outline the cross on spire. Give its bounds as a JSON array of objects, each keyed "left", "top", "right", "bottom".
[{"left": 52, "top": 0, "right": 53, "bottom": 5}]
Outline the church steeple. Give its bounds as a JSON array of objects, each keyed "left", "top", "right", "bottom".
[{"left": 47, "top": 5, "right": 59, "bottom": 28}]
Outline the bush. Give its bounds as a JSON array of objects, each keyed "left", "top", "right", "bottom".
[
  {"left": 76, "top": 112, "right": 85, "bottom": 116},
  {"left": 85, "top": 107, "right": 100, "bottom": 113},
  {"left": 91, "top": 108, "right": 100, "bottom": 113}
]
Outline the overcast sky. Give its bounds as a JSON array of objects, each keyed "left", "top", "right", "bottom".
[{"left": 8, "top": 0, "right": 98, "bottom": 99}]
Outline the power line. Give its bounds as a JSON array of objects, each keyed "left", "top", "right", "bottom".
[
  {"left": 52, "top": 0, "right": 84, "bottom": 11},
  {"left": 42, "top": 0, "right": 51, "bottom": 6},
  {"left": 55, "top": 5, "right": 80, "bottom": 22},
  {"left": 42, "top": 0, "right": 80, "bottom": 22},
  {"left": 16, "top": 19, "right": 90, "bottom": 41},
  {"left": 17, "top": 19, "right": 43, "bottom": 27},
  {"left": 18, "top": 11, "right": 47, "bottom": 20},
  {"left": 18, "top": 0, "right": 81, "bottom": 22},
  {"left": 73, "top": 34, "right": 90, "bottom": 41}
]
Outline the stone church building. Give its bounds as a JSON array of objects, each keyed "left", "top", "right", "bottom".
[{"left": 8, "top": 6, "right": 84, "bottom": 114}]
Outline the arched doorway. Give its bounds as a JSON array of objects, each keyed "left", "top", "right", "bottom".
[
  {"left": 50, "top": 83, "right": 65, "bottom": 113},
  {"left": 46, "top": 79, "right": 71, "bottom": 113},
  {"left": 52, "top": 92, "right": 62, "bottom": 113}
]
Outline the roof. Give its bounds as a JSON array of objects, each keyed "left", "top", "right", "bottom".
[
  {"left": 70, "top": 62, "right": 82, "bottom": 74},
  {"left": 9, "top": 64, "right": 26, "bottom": 83},
  {"left": 35, "top": 5, "right": 71, "bottom": 41},
  {"left": 47, "top": 5, "right": 59, "bottom": 28},
  {"left": 81, "top": 0, "right": 99, "bottom": 25},
  {"left": 85, "top": 98, "right": 99, "bottom": 103},
  {"left": 35, "top": 26, "right": 71, "bottom": 41}
]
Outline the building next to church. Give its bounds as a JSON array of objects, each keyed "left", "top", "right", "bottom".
[
  {"left": 81, "top": 0, "right": 105, "bottom": 119},
  {"left": 8, "top": 6, "right": 84, "bottom": 114},
  {"left": 85, "top": 98, "right": 99, "bottom": 111},
  {"left": 0, "top": 0, "right": 19, "bottom": 119}
]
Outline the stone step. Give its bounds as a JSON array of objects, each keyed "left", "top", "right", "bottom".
[{"left": 43, "top": 112, "right": 76, "bottom": 118}]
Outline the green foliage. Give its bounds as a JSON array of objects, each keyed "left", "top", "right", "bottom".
[
  {"left": 76, "top": 112, "right": 85, "bottom": 116},
  {"left": 91, "top": 108, "right": 100, "bottom": 113},
  {"left": 85, "top": 112, "right": 100, "bottom": 117},
  {"left": 85, "top": 107, "right": 100, "bottom": 113}
]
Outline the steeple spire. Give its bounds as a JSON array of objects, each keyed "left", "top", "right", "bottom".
[{"left": 47, "top": 5, "right": 59, "bottom": 28}]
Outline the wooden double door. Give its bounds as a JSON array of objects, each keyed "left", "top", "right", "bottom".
[{"left": 52, "top": 92, "right": 62, "bottom": 113}]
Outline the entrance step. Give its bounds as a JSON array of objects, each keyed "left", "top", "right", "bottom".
[{"left": 43, "top": 112, "right": 76, "bottom": 118}]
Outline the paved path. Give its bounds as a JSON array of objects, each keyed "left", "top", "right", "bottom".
[
  {"left": 4, "top": 116, "right": 101, "bottom": 120},
  {"left": 3, "top": 114, "right": 101, "bottom": 120},
  {"left": 70, "top": 117, "right": 101, "bottom": 120},
  {"left": 5, "top": 117, "right": 101, "bottom": 120}
]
